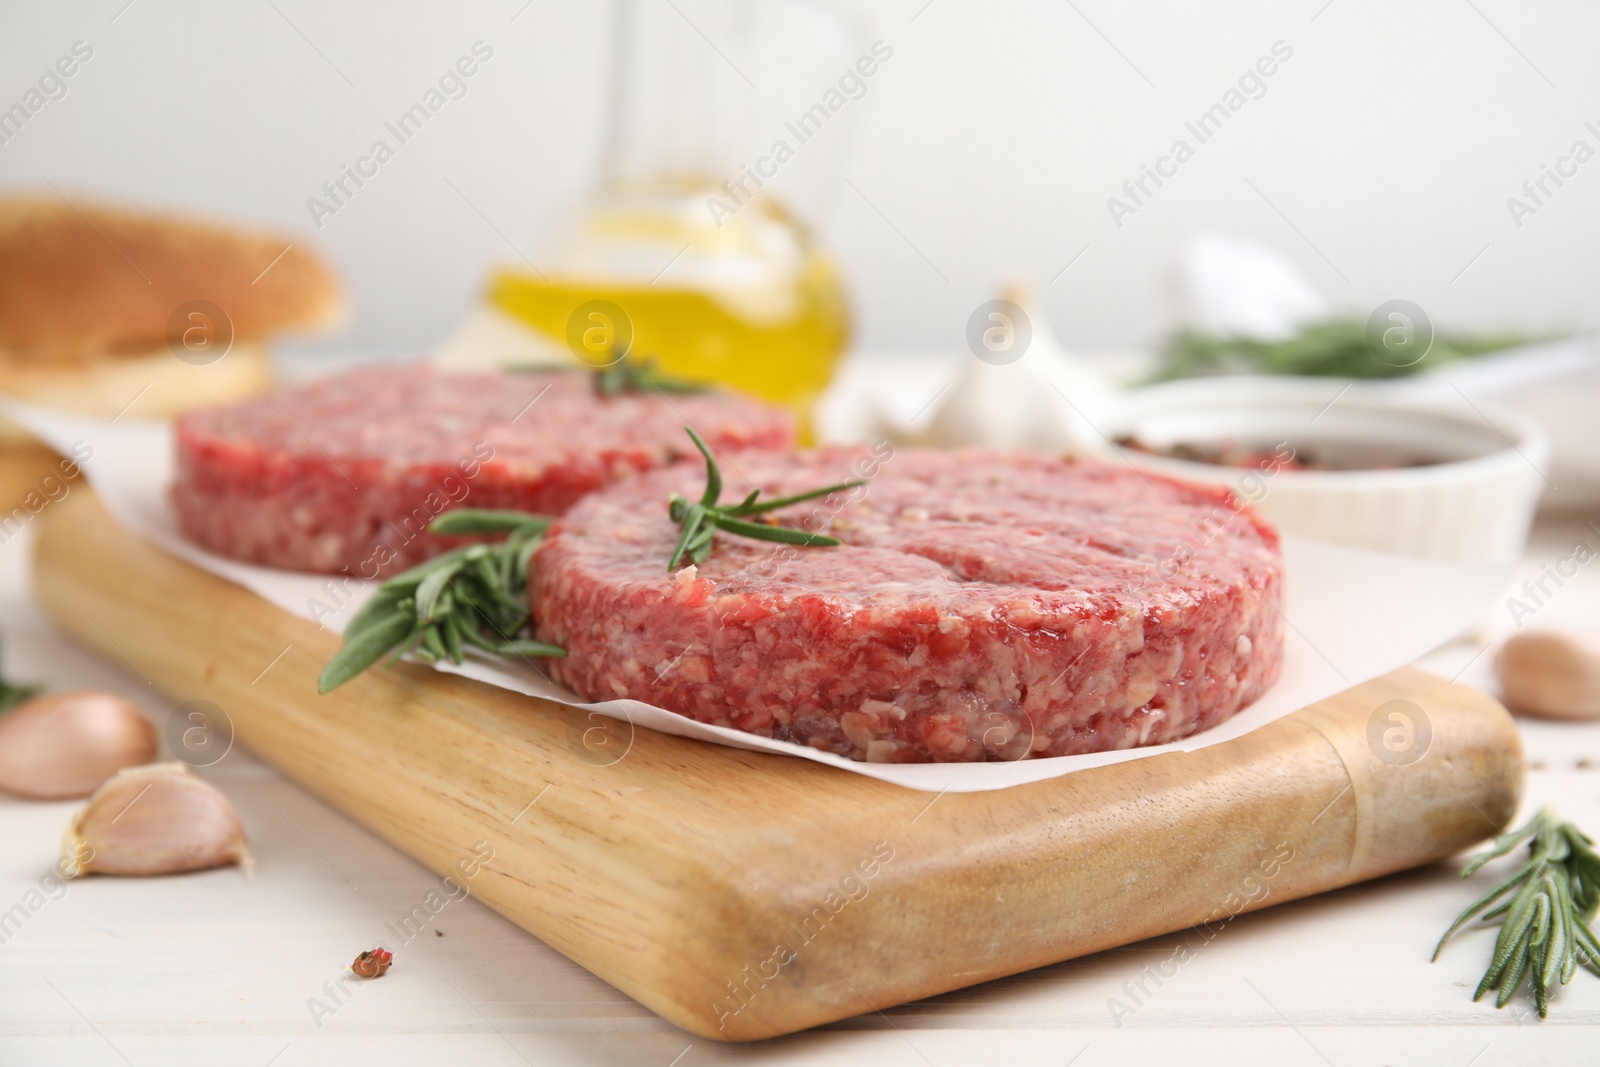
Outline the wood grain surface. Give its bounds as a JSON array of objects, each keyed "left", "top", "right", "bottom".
[
  {"left": 0, "top": 442, "right": 79, "bottom": 516},
  {"left": 32, "top": 491, "right": 1525, "bottom": 1041}
]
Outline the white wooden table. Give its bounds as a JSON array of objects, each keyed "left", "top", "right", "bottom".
[{"left": 2, "top": 500, "right": 1598, "bottom": 1066}]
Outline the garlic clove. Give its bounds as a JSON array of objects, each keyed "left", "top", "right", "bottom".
[
  {"left": 61, "top": 762, "right": 249, "bottom": 878},
  {"left": 1495, "top": 630, "right": 1600, "bottom": 721},
  {"left": 0, "top": 691, "right": 157, "bottom": 799}
]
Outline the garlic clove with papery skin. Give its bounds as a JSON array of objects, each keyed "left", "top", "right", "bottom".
[
  {"left": 61, "top": 763, "right": 248, "bottom": 878},
  {"left": 1496, "top": 630, "right": 1600, "bottom": 721},
  {"left": 0, "top": 691, "right": 156, "bottom": 799}
]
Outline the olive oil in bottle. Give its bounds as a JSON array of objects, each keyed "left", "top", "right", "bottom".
[{"left": 489, "top": 180, "right": 849, "bottom": 430}]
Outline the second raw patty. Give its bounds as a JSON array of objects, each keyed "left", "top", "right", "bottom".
[{"left": 173, "top": 365, "right": 793, "bottom": 574}]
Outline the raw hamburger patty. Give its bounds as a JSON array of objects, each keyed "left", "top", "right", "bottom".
[
  {"left": 173, "top": 365, "right": 793, "bottom": 574},
  {"left": 534, "top": 449, "right": 1286, "bottom": 763}
]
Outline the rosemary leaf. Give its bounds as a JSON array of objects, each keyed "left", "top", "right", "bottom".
[
  {"left": 342, "top": 586, "right": 413, "bottom": 639},
  {"left": 415, "top": 563, "right": 459, "bottom": 623},
  {"left": 421, "top": 627, "right": 449, "bottom": 662},
  {"left": 694, "top": 438, "right": 722, "bottom": 507},
  {"left": 1481, "top": 900, "right": 1517, "bottom": 924},
  {"left": 317, "top": 613, "right": 417, "bottom": 693},
  {"left": 385, "top": 620, "right": 428, "bottom": 666},
  {"left": 393, "top": 545, "right": 474, "bottom": 583},
  {"left": 1572, "top": 916, "right": 1600, "bottom": 973},
  {"left": 667, "top": 499, "right": 707, "bottom": 572},
  {"left": 514, "top": 537, "right": 540, "bottom": 583},
  {"left": 1462, "top": 820, "right": 1542, "bottom": 877},
  {"left": 730, "top": 481, "right": 863, "bottom": 515},
  {"left": 1499, "top": 942, "right": 1532, "bottom": 1010},
  {"left": 496, "top": 639, "right": 567, "bottom": 658},
  {"left": 1543, "top": 877, "right": 1569, "bottom": 992},
  {"left": 710, "top": 514, "right": 841, "bottom": 546},
  {"left": 1433, "top": 867, "right": 1532, "bottom": 958},
  {"left": 441, "top": 613, "right": 464, "bottom": 665},
  {"left": 458, "top": 625, "right": 503, "bottom": 654},
  {"left": 1482, "top": 883, "right": 1539, "bottom": 990},
  {"left": 430, "top": 509, "right": 552, "bottom": 537}
]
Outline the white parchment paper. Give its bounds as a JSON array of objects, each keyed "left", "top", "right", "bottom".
[{"left": 10, "top": 402, "right": 1512, "bottom": 792}]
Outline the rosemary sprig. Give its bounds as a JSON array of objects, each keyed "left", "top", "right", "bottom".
[
  {"left": 666, "top": 426, "right": 864, "bottom": 571},
  {"left": 507, "top": 355, "right": 709, "bottom": 396},
  {"left": 594, "top": 356, "right": 709, "bottom": 396},
  {"left": 316, "top": 509, "right": 565, "bottom": 694},
  {"left": 1150, "top": 320, "right": 1536, "bottom": 382},
  {"left": 1434, "top": 807, "right": 1600, "bottom": 1017},
  {"left": 0, "top": 631, "right": 41, "bottom": 715}
]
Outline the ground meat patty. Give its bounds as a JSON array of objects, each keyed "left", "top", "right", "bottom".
[
  {"left": 533, "top": 449, "right": 1285, "bottom": 763},
  {"left": 173, "top": 365, "right": 793, "bottom": 574}
]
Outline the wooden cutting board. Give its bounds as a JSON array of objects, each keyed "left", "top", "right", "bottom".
[{"left": 32, "top": 492, "right": 1525, "bottom": 1041}]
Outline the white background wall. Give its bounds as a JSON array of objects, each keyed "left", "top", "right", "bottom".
[{"left": 1, "top": 0, "right": 1597, "bottom": 358}]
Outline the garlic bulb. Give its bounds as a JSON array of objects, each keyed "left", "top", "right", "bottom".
[
  {"left": 917, "top": 278, "right": 1117, "bottom": 454},
  {"left": 0, "top": 691, "right": 156, "bottom": 799},
  {"left": 61, "top": 763, "right": 248, "bottom": 878}
]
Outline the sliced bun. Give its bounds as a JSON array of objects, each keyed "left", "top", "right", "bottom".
[
  {"left": 0, "top": 343, "right": 271, "bottom": 512},
  {"left": 0, "top": 194, "right": 340, "bottom": 360},
  {"left": 0, "top": 343, "right": 270, "bottom": 445}
]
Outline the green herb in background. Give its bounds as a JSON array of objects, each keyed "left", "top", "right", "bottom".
[
  {"left": 667, "top": 426, "right": 864, "bottom": 571},
  {"left": 593, "top": 355, "right": 710, "bottom": 396},
  {"left": 1151, "top": 320, "right": 1534, "bottom": 382},
  {"left": 507, "top": 355, "right": 710, "bottom": 395},
  {"left": 1434, "top": 808, "right": 1600, "bottom": 1018},
  {"left": 317, "top": 509, "right": 565, "bottom": 694},
  {"left": 0, "top": 632, "right": 41, "bottom": 714}
]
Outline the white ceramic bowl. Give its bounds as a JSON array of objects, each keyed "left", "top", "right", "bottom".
[{"left": 1107, "top": 376, "right": 1550, "bottom": 564}]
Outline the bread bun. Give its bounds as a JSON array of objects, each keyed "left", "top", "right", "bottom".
[
  {"left": 0, "top": 193, "right": 340, "bottom": 510},
  {"left": 0, "top": 194, "right": 340, "bottom": 360},
  {"left": 0, "top": 342, "right": 271, "bottom": 445}
]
